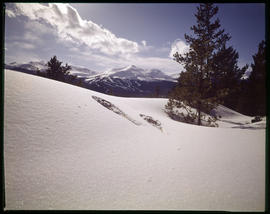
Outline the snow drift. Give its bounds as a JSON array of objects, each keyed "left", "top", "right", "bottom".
[{"left": 4, "top": 69, "right": 265, "bottom": 211}]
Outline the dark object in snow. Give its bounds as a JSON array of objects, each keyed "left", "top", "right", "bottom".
[
  {"left": 251, "top": 116, "right": 262, "bottom": 123},
  {"left": 139, "top": 114, "right": 162, "bottom": 131},
  {"left": 92, "top": 96, "right": 141, "bottom": 125}
]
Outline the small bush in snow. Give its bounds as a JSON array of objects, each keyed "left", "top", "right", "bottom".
[
  {"left": 165, "top": 102, "right": 218, "bottom": 127},
  {"left": 251, "top": 116, "right": 262, "bottom": 123}
]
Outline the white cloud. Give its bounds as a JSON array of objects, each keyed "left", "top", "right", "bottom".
[
  {"left": 22, "top": 43, "right": 35, "bottom": 50},
  {"left": 23, "top": 32, "right": 43, "bottom": 45},
  {"left": 6, "top": 9, "right": 16, "bottom": 18},
  {"left": 24, "top": 20, "right": 55, "bottom": 36},
  {"left": 11, "top": 41, "right": 36, "bottom": 50},
  {"left": 6, "top": 3, "right": 184, "bottom": 74},
  {"left": 141, "top": 40, "right": 147, "bottom": 46},
  {"left": 74, "top": 46, "right": 182, "bottom": 74},
  {"left": 128, "top": 56, "right": 183, "bottom": 74},
  {"left": 9, "top": 3, "right": 139, "bottom": 56},
  {"left": 156, "top": 46, "right": 170, "bottom": 54},
  {"left": 169, "top": 39, "right": 189, "bottom": 59},
  {"left": 5, "top": 49, "right": 40, "bottom": 64}
]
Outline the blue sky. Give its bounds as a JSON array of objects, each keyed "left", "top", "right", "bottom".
[{"left": 4, "top": 3, "right": 265, "bottom": 74}]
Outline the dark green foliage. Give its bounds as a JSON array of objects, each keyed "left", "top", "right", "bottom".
[
  {"left": 67, "top": 74, "right": 77, "bottom": 83},
  {"left": 36, "top": 68, "right": 46, "bottom": 78},
  {"left": 211, "top": 44, "right": 248, "bottom": 110},
  {"left": 235, "top": 79, "right": 249, "bottom": 114},
  {"left": 46, "top": 56, "right": 71, "bottom": 82},
  {"left": 45, "top": 56, "right": 88, "bottom": 88},
  {"left": 247, "top": 40, "right": 266, "bottom": 116},
  {"left": 166, "top": 3, "right": 230, "bottom": 126},
  {"left": 77, "top": 79, "right": 84, "bottom": 87},
  {"left": 36, "top": 68, "right": 41, "bottom": 76},
  {"left": 107, "top": 88, "right": 114, "bottom": 96},
  {"left": 237, "top": 41, "right": 266, "bottom": 116},
  {"left": 155, "top": 86, "right": 160, "bottom": 97}
]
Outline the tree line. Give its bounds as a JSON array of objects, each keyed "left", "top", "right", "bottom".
[
  {"left": 36, "top": 56, "right": 85, "bottom": 88},
  {"left": 166, "top": 3, "right": 266, "bottom": 126}
]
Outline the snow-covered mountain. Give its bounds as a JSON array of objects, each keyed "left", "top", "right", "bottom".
[
  {"left": 85, "top": 65, "right": 177, "bottom": 97},
  {"left": 90, "top": 65, "right": 175, "bottom": 81},
  {"left": 8, "top": 61, "right": 48, "bottom": 71},
  {"left": 5, "top": 61, "right": 48, "bottom": 74},
  {"left": 5, "top": 62, "right": 177, "bottom": 97},
  {"left": 69, "top": 65, "right": 97, "bottom": 77},
  {"left": 4, "top": 69, "right": 265, "bottom": 211},
  {"left": 5, "top": 61, "right": 97, "bottom": 77},
  {"left": 87, "top": 65, "right": 175, "bottom": 81}
]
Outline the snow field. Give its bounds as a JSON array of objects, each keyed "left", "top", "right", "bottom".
[{"left": 4, "top": 70, "right": 265, "bottom": 211}]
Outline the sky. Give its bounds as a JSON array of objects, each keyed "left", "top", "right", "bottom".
[{"left": 4, "top": 3, "right": 265, "bottom": 74}]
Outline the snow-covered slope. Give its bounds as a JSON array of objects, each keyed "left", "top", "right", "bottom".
[
  {"left": 4, "top": 69, "right": 265, "bottom": 211},
  {"left": 211, "top": 105, "right": 253, "bottom": 128}
]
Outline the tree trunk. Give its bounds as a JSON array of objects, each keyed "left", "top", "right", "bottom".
[
  {"left": 197, "top": 101, "right": 202, "bottom": 125},
  {"left": 198, "top": 109, "right": 201, "bottom": 125}
]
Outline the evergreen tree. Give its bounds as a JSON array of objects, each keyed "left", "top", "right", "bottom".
[
  {"left": 246, "top": 40, "right": 266, "bottom": 116},
  {"left": 211, "top": 44, "right": 248, "bottom": 110},
  {"left": 66, "top": 74, "right": 77, "bottom": 84},
  {"left": 46, "top": 56, "right": 71, "bottom": 82},
  {"left": 166, "top": 3, "right": 230, "bottom": 126},
  {"left": 77, "top": 78, "right": 84, "bottom": 87},
  {"left": 36, "top": 68, "right": 41, "bottom": 76},
  {"left": 155, "top": 85, "right": 160, "bottom": 97},
  {"left": 236, "top": 78, "right": 250, "bottom": 115}
]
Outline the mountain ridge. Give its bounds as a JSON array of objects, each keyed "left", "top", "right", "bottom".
[{"left": 5, "top": 61, "right": 178, "bottom": 97}]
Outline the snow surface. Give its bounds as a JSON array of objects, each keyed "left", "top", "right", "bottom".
[{"left": 4, "top": 69, "right": 265, "bottom": 211}]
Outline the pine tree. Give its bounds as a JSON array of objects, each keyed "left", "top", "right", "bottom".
[
  {"left": 246, "top": 40, "right": 266, "bottom": 116},
  {"left": 166, "top": 3, "right": 230, "bottom": 126},
  {"left": 236, "top": 79, "right": 250, "bottom": 115},
  {"left": 211, "top": 44, "right": 248, "bottom": 110},
  {"left": 36, "top": 68, "right": 41, "bottom": 76},
  {"left": 46, "top": 56, "right": 71, "bottom": 82},
  {"left": 155, "top": 86, "right": 160, "bottom": 97}
]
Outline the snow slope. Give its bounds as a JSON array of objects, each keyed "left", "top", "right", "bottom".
[{"left": 4, "top": 69, "right": 265, "bottom": 211}]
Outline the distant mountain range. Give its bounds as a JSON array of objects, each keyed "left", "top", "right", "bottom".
[
  {"left": 5, "top": 61, "right": 178, "bottom": 97},
  {"left": 84, "top": 65, "right": 177, "bottom": 97},
  {"left": 5, "top": 61, "right": 97, "bottom": 77}
]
